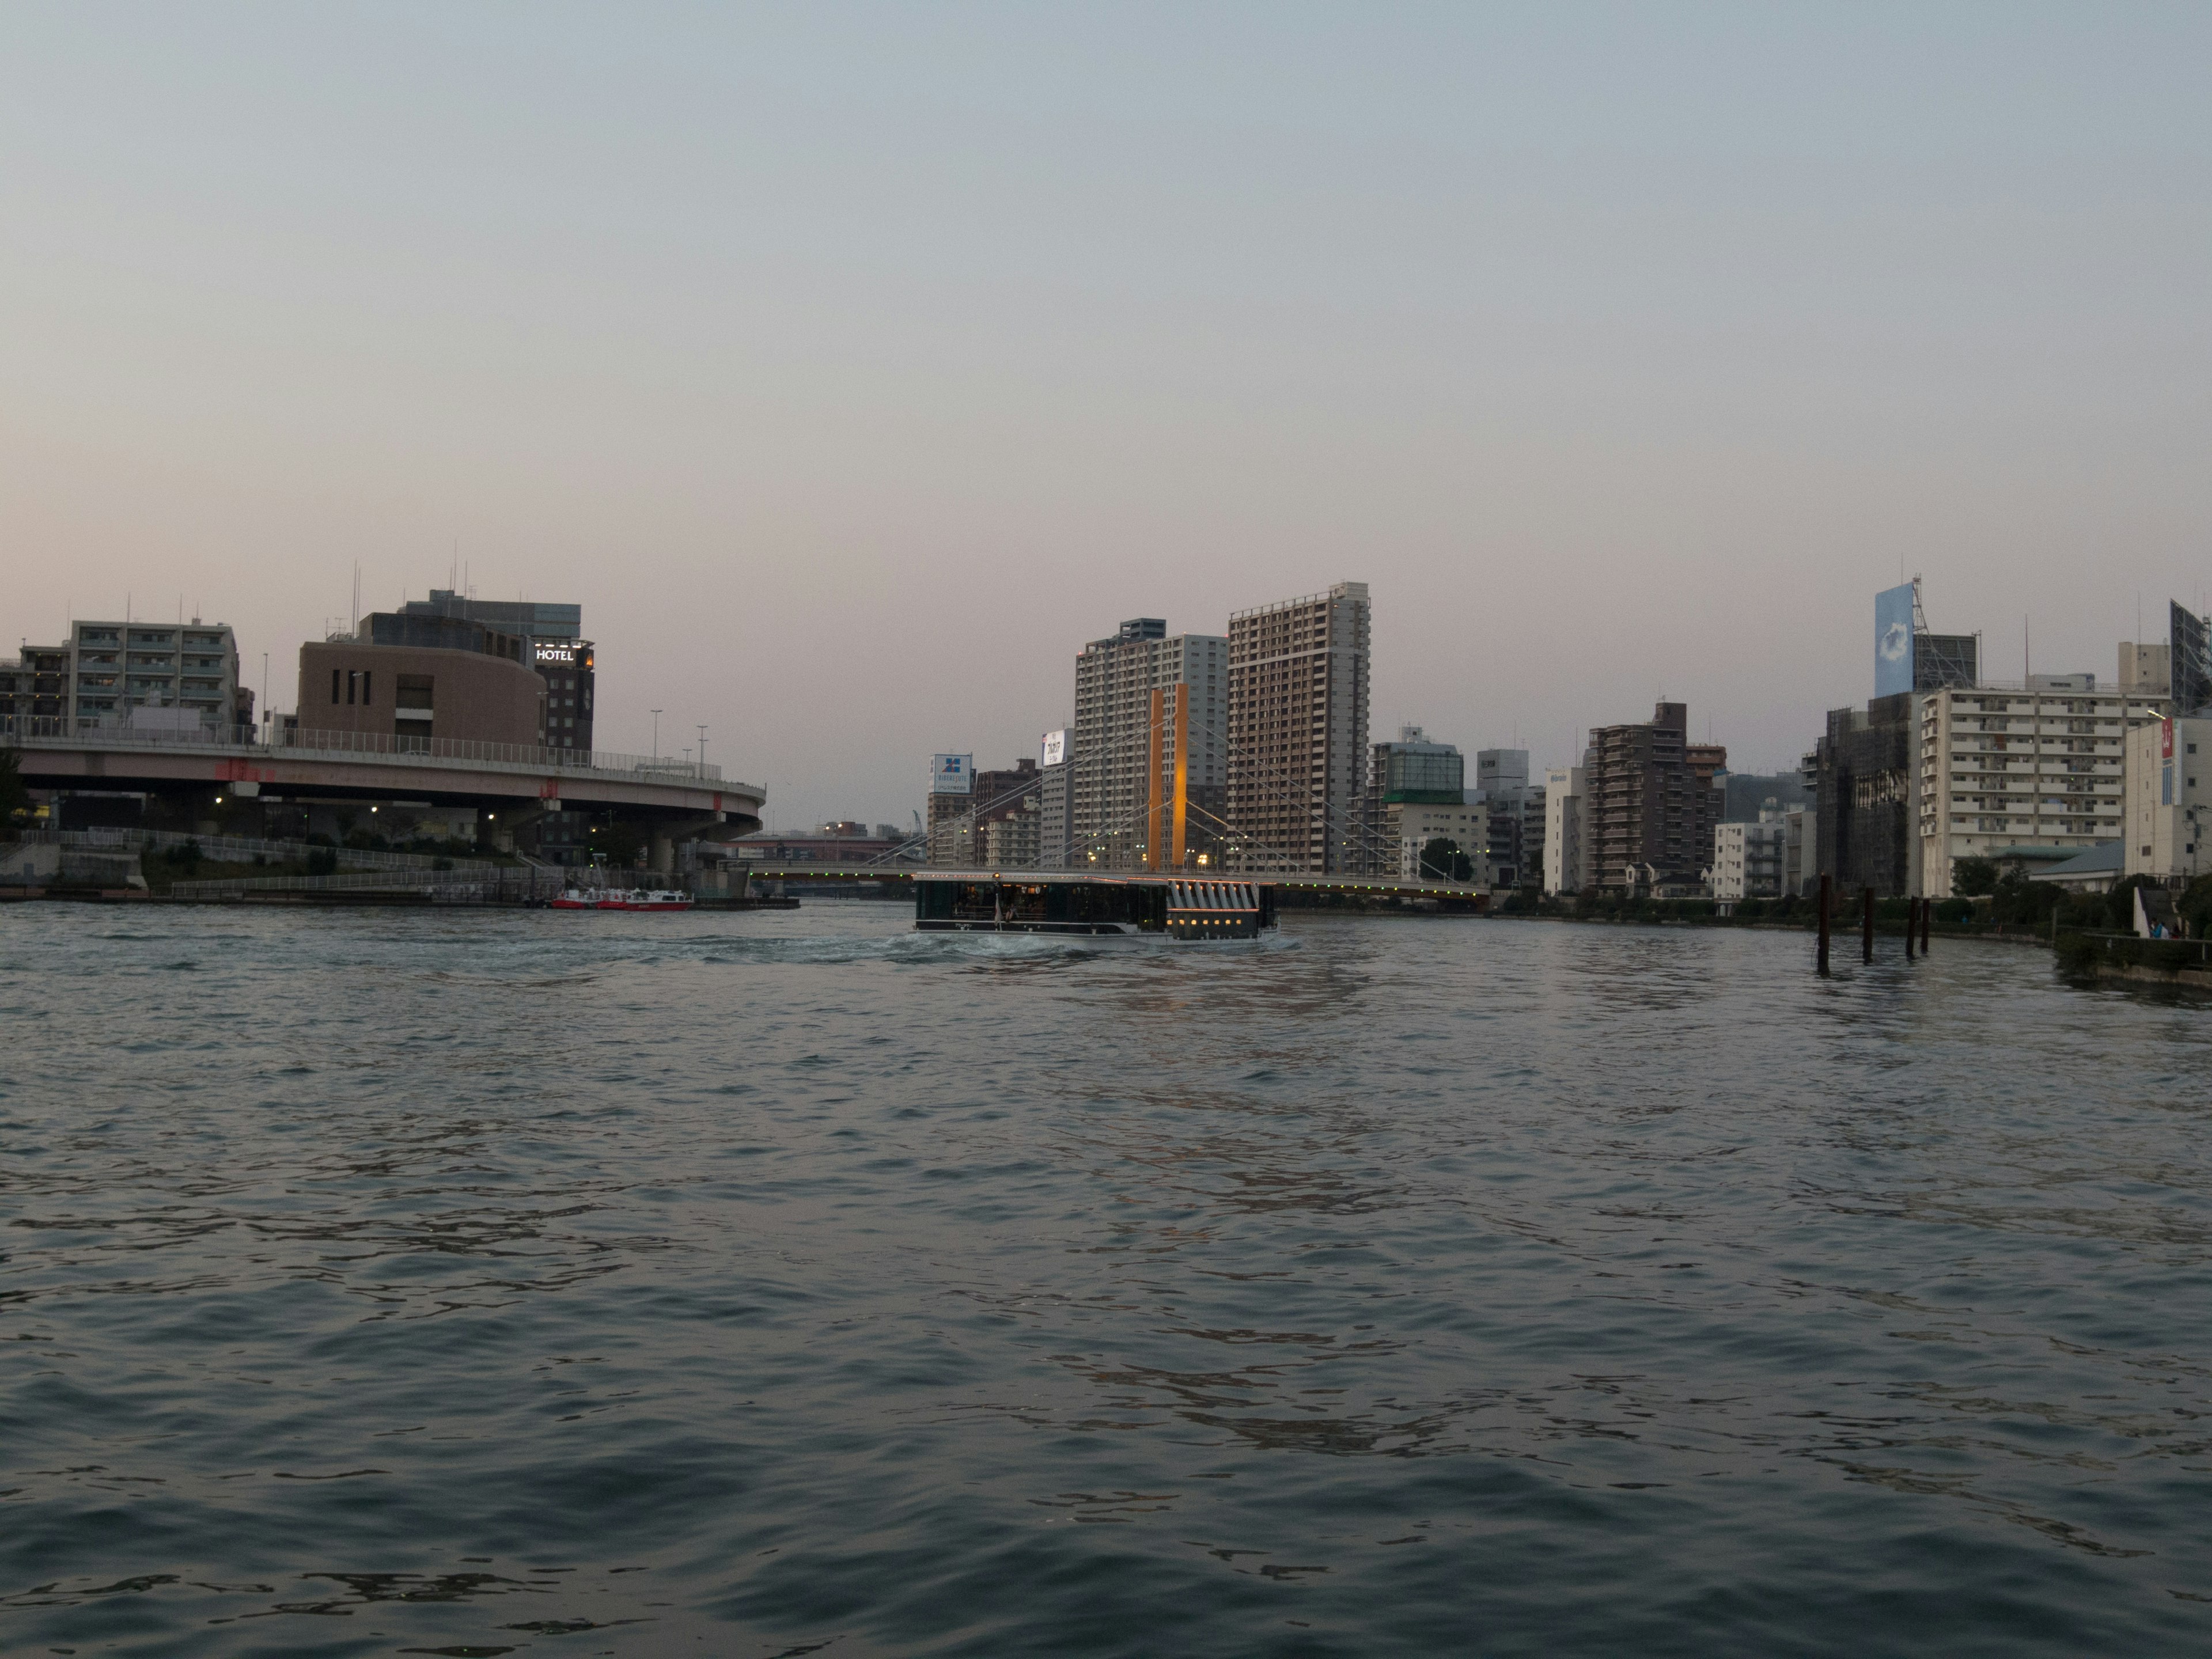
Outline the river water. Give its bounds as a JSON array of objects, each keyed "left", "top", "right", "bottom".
[{"left": 3, "top": 903, "right": 2209, "bottom": 1656}]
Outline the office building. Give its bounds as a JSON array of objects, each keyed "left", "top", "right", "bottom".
[
  {"left": 1359, "top": 726, "right": 1472, "bottom": 880},
  {"left": 1584, "top": 702, "right": 1725, "bottom": 892},
  {"left": 1711, "top": 817, "right": 1789, "bottom": 902},
  {"left": 1542, "top": 764, "right": 1587, "bottom": 895},
  {"left": 1226, "top": 582, "right": 1371, "bottom": 874},
  {"left": 2119, "top": 642, "right": 2172, "bottom": 699},
  {"left": 1072, "top": 620, "right": 1227, "bottom": 868},
  {"left": 1395, "top": 800, "right": 1489, "bottom": 881},
  {"left": 1917, "top": 676, "right": 2165, "bottom": 897},
  {"left": 1469, "top": 748, "right": 1536, "bottom": 888},
  {"left": 1813, "top": 694, "right": 1916, "bottom": 897},
  {"left": 298, "top": 613, "right": 548, "bottom": 749},
  {"left": 2121, "top": 714, "right": 2210, "bottom": 885}
]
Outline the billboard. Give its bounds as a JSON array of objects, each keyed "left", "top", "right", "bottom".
[
  {"left": 930, "top": 753, "right": 973, "bottom": 795},
  {"left": 1041, "top": 729, "right": 1067, "bottom": 768},
  {"left": 1875, "top": 584, "right": 1915, "bottom": 698},
  {"left": 2174, "top": 602, "right": 2211, "bottom": 714}
]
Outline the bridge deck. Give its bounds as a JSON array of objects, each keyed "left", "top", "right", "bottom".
[{"left": 737, "top": 864, "right": 1484, "bottom": 897}]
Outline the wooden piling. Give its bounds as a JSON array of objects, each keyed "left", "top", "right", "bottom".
[
  {"left": 1922, "top": 895, "right": 1933, "bottom": 953},
  {"left": 1817, "top": 874, "right": 1831, "bottom": 975},
  {"left": 1862, "top": 886, "right": 1875, "bottom": 964},
  {"left": 1906, "top": 896, "right": 1917, "bottom": 959}
]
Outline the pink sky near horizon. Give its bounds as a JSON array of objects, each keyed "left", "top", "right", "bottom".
[{"left": 5, "top": 4, "right": 2207, "bottom": 826}]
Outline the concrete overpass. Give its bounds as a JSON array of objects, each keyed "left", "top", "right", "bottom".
[{"left": 12, "top": 723, "right": 764, "bottom": 866}]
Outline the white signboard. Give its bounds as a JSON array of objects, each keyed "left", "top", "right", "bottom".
[
  {"left": 1041, "top": 729, "right": 1067, "bottom": 768},
  {"left": 930, "top": 753, "right": 973, "bottom": 795}
]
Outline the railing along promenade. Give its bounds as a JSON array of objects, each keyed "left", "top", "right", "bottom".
[{"left": 20, "top": 826, "right": 499, "bottom": 873}]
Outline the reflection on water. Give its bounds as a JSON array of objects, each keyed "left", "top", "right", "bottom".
[{"left": 3, "top": 907, "right": 2210, "bottom": 1655}]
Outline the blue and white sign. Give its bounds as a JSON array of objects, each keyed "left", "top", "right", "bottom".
[
  {"left": 930, "top": 752, "right": 974, "bottom": 796},
  {"left": 1875, "top": 583, "right": 1915, "bottom": 698}
]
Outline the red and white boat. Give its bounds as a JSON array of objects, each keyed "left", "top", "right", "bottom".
[{"left": 548, "top": 887, "right": 695, "bottom": 911}]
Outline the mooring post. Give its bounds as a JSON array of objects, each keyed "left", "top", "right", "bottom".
[
  {"left": 1922, "top": 894, "right": 1933, "bottom": 953},
  {"left": 1862, "top": 886, "right": 1875, "bottom": 964},
  {"left": 1906, "top": 896, "right": 1918, "bottom": 959},
  {"left": 1817, "top": 874, "right": 1832, "bottom": 975}
]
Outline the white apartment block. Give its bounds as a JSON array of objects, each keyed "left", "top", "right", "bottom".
[
  {"left": 1918, "top": 677, "right": 2165, "bottom": 897},
  {"left": 1710, "top": 819, "right": 1788, "bottom": 902},
  {"left": 2123, "top": 716, "right": 2212, "bottom": 885},
  {"left": 35, "top": 619, "right": 245, "bottom": 733},
  {"left": 1542, "top": 765, "right": 1585, "bottom": 894},
  {"left": 1072, "top": 622, "right": 1228, "bottom": 868}
]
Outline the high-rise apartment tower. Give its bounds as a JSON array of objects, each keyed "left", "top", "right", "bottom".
[
  {"left": 1071, "top": 620, "right": 1228, "bottom": 868},
  {"left": 1225, "top": 582, "right": 1372, "bottom": 874}
]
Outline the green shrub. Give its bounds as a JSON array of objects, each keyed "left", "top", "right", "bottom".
[{"left": 306, "top": 847, "right": 339, "bottom": 876}]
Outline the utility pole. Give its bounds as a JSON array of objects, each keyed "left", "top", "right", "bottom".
[
  {"left": 651, "top": 709, "right": 662, "bottom": 764},
  {"left": 698, "top": 725, "right": 708, "bottom": 778}
]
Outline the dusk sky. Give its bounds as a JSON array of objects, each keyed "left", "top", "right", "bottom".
[{"left": 5, "top": 3, "right": 2207, "bottom": 827}]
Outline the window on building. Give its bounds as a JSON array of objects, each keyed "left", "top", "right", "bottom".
[{"left": 332, "top": 668, "right": 341, "bottom": 703}]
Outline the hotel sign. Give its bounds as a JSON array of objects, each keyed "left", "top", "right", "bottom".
[{"left": 533, "top": 641, "right": 593, "bottom": 669}]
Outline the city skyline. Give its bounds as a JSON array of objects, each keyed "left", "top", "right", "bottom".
[{"left": 6, "top": 5, "right": 2209, "bottom": 827}]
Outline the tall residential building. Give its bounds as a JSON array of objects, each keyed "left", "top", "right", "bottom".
[
  {"left": 1225, "top": 582, "right": 1371, "bottom": 874},
  {"left": 1071, "top": 620, "right": 1228, "bottom": 868},
  {"left": 2123, "top": 715, "right": 2211, "bottom": 884},
  {"left": 1584, "top": 702, "right": 1724, "bottom": 891},
  {"left": 1918, "top": 676, "right": 2165, "bottom": 897},
  {"left": 0, "top": 645, "right": 71, "bottom": 728},
  {"left": 1542, "top": 764, "right": 1586, "bottom": 895},
  {"left": 18, "top": 619, "right": 248, "bottom": 737},
  {"left": 1036, "top": 729, "right": 1075, "bottom": 869}
]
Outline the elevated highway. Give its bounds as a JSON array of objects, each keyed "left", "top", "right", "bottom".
[{"left": 11, "top": 724, "right": 764, "bottom": 860}]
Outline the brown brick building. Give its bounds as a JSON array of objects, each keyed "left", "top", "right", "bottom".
[
  {"left": 1585, "top": 702, "right": 1726, "bottom": 892},
  {"left": 297, "top": 613, "right": 548, "bottom": 749}
]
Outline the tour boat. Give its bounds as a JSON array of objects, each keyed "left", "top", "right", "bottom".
[{"left": 914, "top": 872, "right": 1274, "bottom": 938}]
